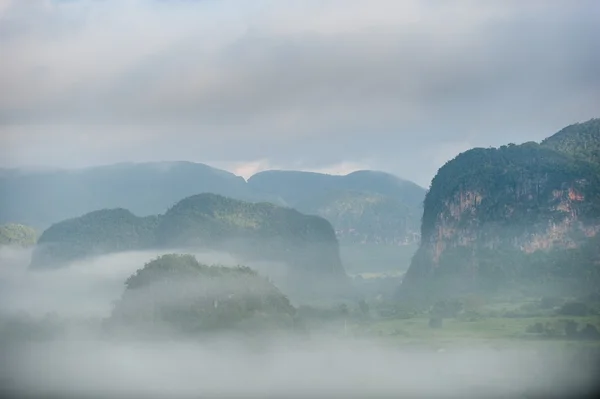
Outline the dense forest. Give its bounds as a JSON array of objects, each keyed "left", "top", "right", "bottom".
[
  {"left": 30, "top": 193, "right": 353, "bottom": 301},
  {"left": 108, "top": 254, "right": 301, "bottom": 338},
  {"left": 401, "top": 118, "right": 600, "bottom": 301}
]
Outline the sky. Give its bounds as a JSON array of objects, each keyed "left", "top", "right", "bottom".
[{"left": 0, "top": 0, "right": 599, "bottom": 187}]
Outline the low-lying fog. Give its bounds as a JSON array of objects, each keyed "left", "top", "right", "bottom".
[{"left": 0, "top": 246, "right": 598, "bottom": 399}]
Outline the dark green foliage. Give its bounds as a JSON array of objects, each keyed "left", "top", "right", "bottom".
[
  {"left": 541, "top": 118, "right": 600, "bottom": 166},
  {"left": 526, "top": 319, "right": 600, "bottom": 341},
  {"left": 0, "top": 223, "right": 38, "bottom": 247},
  {"left": 565, "top": 320, "right": 579, "bottom": 338},
  {"left": 30, "top": 194, "right": 352, "bottom": 300},
  {"left": 578, "top": 324, "right": 600, "bottom": 340},
  {"left": 428, "top": 317, "right": 443, "bottom": 329},
  {"left": 401, "top": 118, "right": 600, "bottom": 302},
  {"left": 374, "top": 302, "right": 422, "bottom": 319},
  {"left": 31, "top": 209, "right": 159, "bottom": 268},
  {"left": 540, "top": 296, "right": 564, "bottom": 309},
  {"left": 109, "top": 254, "right": 299, "bottom": 337},
  {"left": 558, "top": 302, "right": 590, "bottom": 316},
  {"left": 421, "top": 142, "right": 600, "bottom": 242}
]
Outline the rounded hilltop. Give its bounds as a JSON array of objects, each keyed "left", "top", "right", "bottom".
[{"left": 107, "top": 254, "right": 302, "bottom": 338}]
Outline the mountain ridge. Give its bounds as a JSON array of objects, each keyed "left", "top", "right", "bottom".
[
  {"left": 31, "top": 193, "right": 352, "bottom": 301},
  {"left": 1, "top": 162, "right": 424, "bottom": 247},
  {"left": 399, "top": 118, "right": 600, "bottom": 301}
]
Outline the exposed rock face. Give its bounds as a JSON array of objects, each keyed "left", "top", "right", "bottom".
[{"left": 399, "top": 119, "right": 600, "bottom": 300}]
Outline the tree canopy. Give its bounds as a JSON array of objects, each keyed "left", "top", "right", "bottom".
[{"left": 108, "top": 254, "right": 300, "bottom": 337}]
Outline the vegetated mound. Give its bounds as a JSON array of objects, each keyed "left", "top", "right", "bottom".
[
  {"left": 156, "top": 194, "right": 351, "bottom": 299},
  {"left": 0, "top": 223, "right": 38, "bottom": 247},
  {"left": 30, "top": 194, "right": 353, "bottom": 301},
  {"left": 248, "top": 170, "right": 425, "bottom": 244},
  {"left": 30, "top": 209, "right": 159, "bottom": 268},
  {"left": 0, "top": 161, "right": 256, "bottom": 229},
  {"left": 297, "top": 189, "right": 420, "bottom": 245},
  {"left": 541, "top": 118, "right": 600, "bottom": 166},
  {"left": 107, "top": 254, "right": 300, "bottom": 338},
  {"left": 399, "top": 118, "right": 600, "bottom": 302}
]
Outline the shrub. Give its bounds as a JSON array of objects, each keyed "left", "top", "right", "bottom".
[
  {"left": 429, "top": 317, "right": 443, "bottom": 329},
  {"left": 558, "top": 302, "right": 589, "bottom": 316},
  {"left": 578, "top": 324, "right": 600, "bottom": 340},
  {"left": 565, "top": 320, "right": 579, "bottom": 338},
  {"left": 540, "top": 296, "right": 564, "bottom": 309}
]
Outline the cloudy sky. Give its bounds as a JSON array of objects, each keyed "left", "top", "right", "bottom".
[{"left": 1, "top": 0, "right": 598, "bottom": 186}]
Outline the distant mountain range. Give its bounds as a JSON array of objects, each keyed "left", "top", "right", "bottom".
[
  {"left": 399, "top": 118, "right": 600, "bottom": 301},
  {"left": 0, "top": 163, "right": 425, "bottom": 246}
]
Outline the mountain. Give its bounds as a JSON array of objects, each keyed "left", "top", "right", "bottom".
[
  {"left": 248, "top": 170, "right": 425, "bottom": 245},
  {"left": 107, "top": 254, "right": 300, "bottom": 338},
  {"left": 31, "top": 193, "right": 352, "bottom": 301},
  {"left": 0, "top": 223, "right": 38, "bottom": 247},
  {"left": 0, "top": 161, "right": 255, "bottom": 229},
  {"left": 541, "top": 118, "right": 600, "bottom": 166},
  {"left": 0, "top": 162, "right": 425, "bottom": 249},
  {"left": 399, "top": 119, "right": 600, "bottom": 301},
  {"left": 31, "top": 209, "right": 160, "bottom": 267}
]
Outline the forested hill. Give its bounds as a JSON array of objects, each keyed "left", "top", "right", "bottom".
[
  {"left": 248, "top": 170, "right": 425, "bottom": 245},
  {"left": 0, "top": 162, "right": 425, "bottom": 247},
  {"left": 31, "top": 193, "right": 352, "bottom": 301},
  {"left": 108, "top": 254, "right": 301, "bottom": 338},
  {"left": 541, "top": 118, "right": 600, "bottom": 166},
  {"left": 399, "top": 118, "right": 600, "bottom": 301}
]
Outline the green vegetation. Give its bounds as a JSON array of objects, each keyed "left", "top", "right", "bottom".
[
  {"left": 541, "top": 118, "right": 600, "bottom": 166},
  {"left": 0, "top": 163, "right": 425, "bottom": 251},
  {"left": 108, "top": 254, "right": 301, "bottom": 337},
  {"left": 30, "top": 193, "right": 352, "bottom": 300},
  {"left": 402, "top": 118, "right": 600, "bottom": 301},
  {"left": 0, "top": 223, "right": 38, "bottom": 247},
  {"left": 299, "top": 190, "right": 421, "bottom": 245},
  {"left": 422, "top": 142, "right": 600, "bottom": 242},
  {"left": 32, "top": 209, "right": 159, "bottom": 267},
  {"left": 248, "top": 170, "right": 425, "bottom": 245}
]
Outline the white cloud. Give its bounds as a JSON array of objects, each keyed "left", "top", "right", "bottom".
[{"left": 1, "top": 0, "right": 598, "bottom": 186}]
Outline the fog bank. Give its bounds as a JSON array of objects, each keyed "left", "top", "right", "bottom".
[{"left": 1, "top": 246, "right": 598, "bottom": 399}]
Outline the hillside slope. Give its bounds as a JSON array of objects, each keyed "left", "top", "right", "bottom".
[
  {"left": 248, "top": 170, "right": 425, "bottom": 244},
  {"left": 31, "top": 193, "right": 352, "bottom": 301},
  {"left": 1, "top": 162, "right": 425, "bottom": 249},
  {"left": 108, "top": 254, "right": 300, "bottom": 338},
  {"left": 399, "top": 119, "right": 600, "bottom": 300},
  {"left": 0, "top": 161, "right": 255, "bottom": 229}
]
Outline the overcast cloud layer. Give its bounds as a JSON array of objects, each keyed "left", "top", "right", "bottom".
[{"left": 1, "top": 0, "right": 599, "bottom": 186}]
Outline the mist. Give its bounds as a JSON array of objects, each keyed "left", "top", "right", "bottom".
[{"left": 1, "top": 245, "right": 599, "bottom": 399}]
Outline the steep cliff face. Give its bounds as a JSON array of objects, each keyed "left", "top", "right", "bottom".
[{"left": 400, "top": 119, "right": 600, "bottom": 299}]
